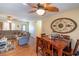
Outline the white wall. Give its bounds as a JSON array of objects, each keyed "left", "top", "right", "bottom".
[
  {"left": 14, "top": 21, "right": 21, "bottom": 30},
  {"left": 29, "top": 20, "right": 42, "bottom": 37},
  {"left": 3, "top": 22, "right": 9, "bottom": 30},
  {"left": 29, "top": 21, "right": 36, "bottom": 37},
  {"left": 35, "top": 20, "right": 42, "bottom": 37},
  {"left": 42, "top": 8, "right": 79, "bottom": 49}
]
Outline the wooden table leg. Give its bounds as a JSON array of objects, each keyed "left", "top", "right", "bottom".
[
  {"left": 51, "top": 50, "right": 53, "bottom": 56},
  {"left": 58, "top": 49, "right": 63, "bottom": 56}
]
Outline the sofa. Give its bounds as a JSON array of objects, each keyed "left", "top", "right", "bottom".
[
  {"left": 0, "top": 30, "right": 20, "bottom": 39},
  {"left": 0, "top": 30, "right": 30, "bottom": 40}
]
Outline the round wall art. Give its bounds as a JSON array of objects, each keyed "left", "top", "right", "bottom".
[{"left": 51, "top": 18, "right": 77, "bottom": 34}]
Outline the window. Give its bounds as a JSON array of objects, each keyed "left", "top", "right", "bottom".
[
  {"left": 3, "top": 22, "right": 15, "bottom": 30},
  {"left": 22, "top": 25, "right": 26, "bottom": 31},
  {"left": 3, "top": 22, "right": 9, "bottom": 30}
]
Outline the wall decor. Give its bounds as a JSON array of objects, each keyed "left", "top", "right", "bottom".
[{"left": 51, "top": 18, "right": 77, "bottom": 34}]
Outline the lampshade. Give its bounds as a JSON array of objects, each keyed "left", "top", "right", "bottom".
[{"left": 36, "top": 9, "right": 45, "bottom": 15}]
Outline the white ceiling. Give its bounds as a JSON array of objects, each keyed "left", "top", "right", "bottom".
[{"left": 0, "top": 3, "right": 79, "bottom": 21}]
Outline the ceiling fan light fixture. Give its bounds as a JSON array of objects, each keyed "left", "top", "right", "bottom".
[{"left": 36, "top": 9, "right": 45, "bottom": 16}]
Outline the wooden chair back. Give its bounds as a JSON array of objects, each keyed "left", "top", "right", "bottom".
[
  {"left": 63, "top": 40, "right": 79, "bottom": 56},
  {"left": 41, "top": 33, "right": 46, "bottom": 37},
  {"left": 42, "top": 38, "right": 53, "bottom": 56},
  {"left": 62, "top": 35, "right": 70, "bottom": 40},
  {"left": 36, "top": 37, "right": 43, "bottom": 55},
  {"left": 36, "top": 36, "right": 53, "bottom": 56},
  {"left": 73, "top": 40, "right": 79, "bottom": 55}
]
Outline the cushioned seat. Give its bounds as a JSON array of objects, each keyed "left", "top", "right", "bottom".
[{"left": 18, "top": 36, "right": 29, "bottom": 46}]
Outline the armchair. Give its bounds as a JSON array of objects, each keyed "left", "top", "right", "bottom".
[{"left": 18, "top": 36, "right": 29, "bottom": 46}]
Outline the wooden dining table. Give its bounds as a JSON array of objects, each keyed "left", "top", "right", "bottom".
[
  {"left": 42, "top": 36, "right": 68, "bottom": 56},
  {"left": 52, "top": 39, "right": 68, "bottom": 56}
]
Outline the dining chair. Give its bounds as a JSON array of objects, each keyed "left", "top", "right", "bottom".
[
  {"left": 41, "top": 33, "right": 46, "bottom": 37},
  {"left": 63, "top": 40, "right": 79, "bottom": 56},
  {"left": 42, "top": 38, "right": 53, "bottom": 56},
  {"left": 36, "top": 37, "right": 44, "bottom": 56},
  {"left": 61, "top": 35, "right": 71, "bottom": 53},
  {"left": 36, "top": 36, "right": 53, "bottom": 56}
]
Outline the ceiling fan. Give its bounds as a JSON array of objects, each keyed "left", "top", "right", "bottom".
[{"left": 27, "top": 3, "right": 59, "bottom": 15}]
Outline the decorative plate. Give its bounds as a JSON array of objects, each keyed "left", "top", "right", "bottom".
[{"left": 51, "top": 18, "right": 77, "bottom": 34}]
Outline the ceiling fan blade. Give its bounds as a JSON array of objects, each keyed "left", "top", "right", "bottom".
[
  {"left": 29, "top": 9, "right": 36, "bottom": 13},
  {"left": 27, "top": 3, "right": 37, "bottom": 8},
  {"left": 29, "top": 11, "right": 35, "bottom": 13},
  {"left": 43, "top": 3, "right": 59, "bottom": 12},
  {"left": 46, "top": 6, "right": 59, "bottom": 12}
]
